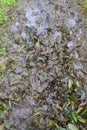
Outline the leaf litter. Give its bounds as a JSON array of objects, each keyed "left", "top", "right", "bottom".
[{"left": 0, "top": 0, "right": 87, "bottom": 130}]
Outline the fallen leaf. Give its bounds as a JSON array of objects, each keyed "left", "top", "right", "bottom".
[
  {"left": 0, "top": 125, "right": 3, "bottom": 130},
  {"left": 78, "top": 102, "right": 87, "bottom": 107},
  {"left": 68, "top": 79, "right": 73, "bottom": 89},
  {"left": 67, "top": 123, "right": 78, "bottom": 130},
  {"left": 71, "top": 111, "right": 78, "bottom": 123},
  {"left": 9, "top": 80, "right": 19, "bottom": 86},
  {"left": 78, "top": 115, "right": 87, "bottom": 124}
]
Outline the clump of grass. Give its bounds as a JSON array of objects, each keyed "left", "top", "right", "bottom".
[
  {"left": 0, "top": 32, "right": 8, "bottom": 79},
  {"left": 0, "top": 0, "right": 18, "bottom": 23},
  {"left": 0, "top": 42, "right": 8, "bottom": 79},
  {"left": 80, "top": 0, "right": 87, "bottom": 26},
  {"left": 0, "top": 43, "right": 8, "bottom": 56},
  {"left": 81, "top": 0, "right": 87, "bottom": 13},
  {"left": 0, "top": 0, "right": 18, "bottom": 6},
  {"left": 0, "top": 8, "right": 8, "bottom": 23},
  {"left": 0, "top": 62, "right": 6, "bottom": 79}
]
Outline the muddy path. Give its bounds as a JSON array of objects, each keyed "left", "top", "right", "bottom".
[{"left": 0, "top": 0, "right": 87, "bottom": 130}]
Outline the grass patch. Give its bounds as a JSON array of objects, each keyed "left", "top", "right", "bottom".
[
  {"left": 0, "top": 0, "right": 18, "bottom": 23},
  {"left": 0, "top": 62, "right": 6, "bottom": 79},
  {"left": 0, "top": 42, "right": 8, "bottom": 56},
  {"left": 81, "top": 0, "right": 87, "bottom": 12},
  {"left": 0, "top": 42, "right": 8, "bottom": 79},
  {"left": 80, "top": 0, "right": 87, "bottom": 26},
  {"left": 0, "top": 0, "right": 18, "bottom": 6},
  {"left": 0, "top": 9, "right": 8, "bottom": 23}
]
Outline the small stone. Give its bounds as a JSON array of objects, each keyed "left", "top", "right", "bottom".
[
  {"left": 11, "top": 24, "right": 18, "bottom": 33},
  {"left": 21, "top": 31, "right": 27, "bottom": 39},
  {"left": 67, "top": 41, "right": 74, "bottom": 48},
  {"left": 12, "top": 43, "right": 20, "bottom": 49},
  {"left": 73, "top": 62, "right": 83, "bottom": 70},
  {"left": 66, "top": 18, "right": 76, "bottom": 28},
  {"left": 11, "top": 22, "right": 19, "bottom": 33},
  {"left": 15, "top": 21, "right": 20, "bottom": 26},
  {"left": 15, "top": 67, "right": 23, "bottom": 74},
  {"left": 37, "top": 82, "right": 48, "bottom": 93},
  {"left": 54, "top": 31, "right": 62, "bottom": 41},
  {"left": 25, "top": 96, "right": 36, "bottom": 106},
  {"left": 29, "top": 61, "right": 35, "bottom": 67},
  {"left": 37, "top": 26, "right": 44, "bottom": 35},
  {"left": 70, "top": 50, "right": 79, "bottom": 58},
  {"left": 42, "top": 105, "right": 48, "bottom": 111},
  {"left": 9, "top": 73, "right": 20, "bottom": 83}
]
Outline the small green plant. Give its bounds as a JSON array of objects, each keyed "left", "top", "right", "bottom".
[{"left": 3, "top": 123, "right": 10, "bottom": 129}]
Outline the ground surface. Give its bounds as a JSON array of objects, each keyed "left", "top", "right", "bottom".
[{"left": 0, "top": 0, "right": 87, "bottom": 130}]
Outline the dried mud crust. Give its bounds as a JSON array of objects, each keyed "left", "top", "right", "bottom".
[{"left": 0, "top": 0, "right": 87, "bottom": 130}]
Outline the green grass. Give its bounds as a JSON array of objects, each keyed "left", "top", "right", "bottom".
[
  {"left": 0, "top": 8, "right": 8, "bottom": 22},
  {"left": 0, "top": 43, "right": 8, "bottom": 56},
  {"left": 81, "top": 0, "right": 87, "bottom": 12},
  {"left": 0, "top": 0, "right": 17, "bottom": 23},
  {"left": 80, "top": 0, "right": 87, "bottom": 26},
  {"left": 0, "top": 0, "right": 18, "bottom": 78},
  {"left": 0, "top": 42, "right": 8, "bottom": 79},
  {"left": 0, "top": 0, "right": 17, "bottom": 6}
]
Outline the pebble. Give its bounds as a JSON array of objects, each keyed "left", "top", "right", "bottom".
[
  {"left": 66, "top": 18, "right": 76, "bottom": 28},
  {"left": 67, "top": 41, "right": 74, "bottom": 48}
]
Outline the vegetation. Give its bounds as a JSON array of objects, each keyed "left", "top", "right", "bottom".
[
  {"left": 0, "top": 0, "right": 87, "bottom": 130},
  {"left": 81, "top": 0, "right": 87, "bottom": 12},
  {"left": 0, "top": 0, "right": 17, "bottom": 79},
  {"left": 0, "top": 0, "right": 17, "bottom": 23},
  {"left": 0, "top": 0, "right": 17, "bottom": 6}
]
